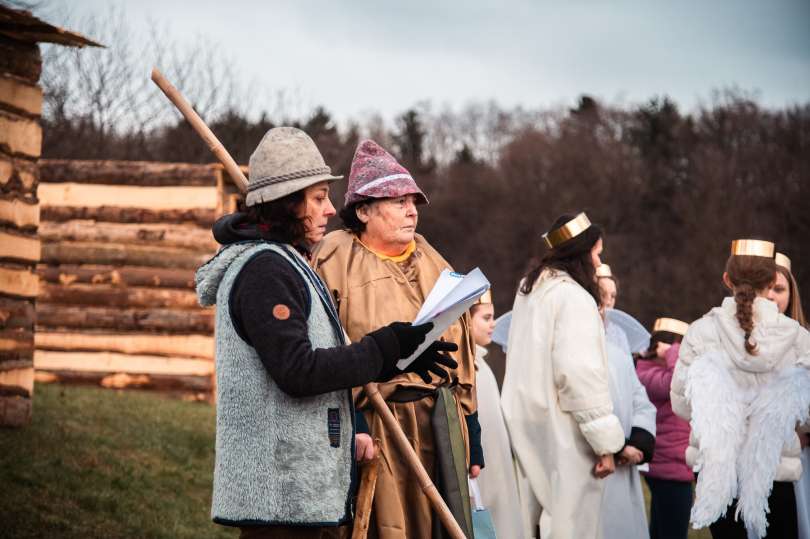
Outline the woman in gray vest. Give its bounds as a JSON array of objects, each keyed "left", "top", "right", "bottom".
[{"left": 196, "top": 127, "right": 457, "bottom": 539}]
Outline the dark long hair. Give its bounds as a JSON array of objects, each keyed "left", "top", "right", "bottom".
[
  {"left": 635, "top": 330, "right": 684, "bottom": 361},
  {"left": 520, "top": 212, "right": 603, "bottom": 303},
  {"left": 239, "top": 191, "right": 307, "bottom": 245},
  {"left": 725, "top": 253, "right": 777, "bottom": 355}
]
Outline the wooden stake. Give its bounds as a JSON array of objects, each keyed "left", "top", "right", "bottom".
[
  {"left": 363, "top": 382, "right": 467, "bottom": 538},
  {"left": 352, "top": 453, "right": 380, "bottom": 539},
  {"left": 150, "top": 68, "right": 248, "bottom": 193}
]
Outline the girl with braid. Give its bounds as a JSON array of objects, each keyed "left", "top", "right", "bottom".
[{"left": 670, "top": 239, "right": 810, "bottom": 539}]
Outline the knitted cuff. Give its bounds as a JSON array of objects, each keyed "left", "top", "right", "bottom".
[{"left": 465, "top": 412, "right": 485, "bottom": 468}]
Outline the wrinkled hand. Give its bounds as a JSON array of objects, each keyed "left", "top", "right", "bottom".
[
  {"left": 617, "top": 445, "right": 644, "bottom": 466},
  {"left": 469, "top": 465, "right": 481, "bottom": 479},
  {"left": 593, "top": 453, "right": 615, "bottom": 479},
  {"left": 355, "top": 433, "right": 376, "bottom": 463},
  {"left": 401, "top": 340, "right": 459, "bottom": 383}
]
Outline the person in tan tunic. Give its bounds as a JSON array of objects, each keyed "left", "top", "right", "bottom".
[{"left": 312, "top": 140, "right": 481, "bottom": 539}]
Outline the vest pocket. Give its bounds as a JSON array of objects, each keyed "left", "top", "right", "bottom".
[{"left": 328, "top": 408, "right": 341, "bottom": 447}]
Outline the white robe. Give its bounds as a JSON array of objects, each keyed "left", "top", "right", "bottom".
[
  {"left": 502, "top": 270, "right": 626, "bottom": 539},
  {"left": 796, "top": 449, "right": 810, "bottom": 539},
  {"left": 475, "top": 345, "right": 525, "bottom": 539},
  {"left": 601, "top": 323, "right": 657, "bottom": 539}
]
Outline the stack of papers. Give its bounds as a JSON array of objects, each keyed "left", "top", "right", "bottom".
[{"left": 397, "top": 268, "right": 490, "bottom": 369}]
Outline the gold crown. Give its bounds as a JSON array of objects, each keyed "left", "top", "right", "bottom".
[
  {"left": 653, "top": 317, "right": 690, "bottom": 336},
  {"left": 775, "top": 252, "right": 792, "bottom": 272},
  {"left": 730, "top": 239, "right": 775, "bottom": 258},
  {"left": 477, "top": 289, "right": 493, "bottom": 304},
  {"left": 542, "top": 212, "right": 592, "bottom": 249},
  {"left": 596, "top": 264, "right": 612, "bottom": 278}
]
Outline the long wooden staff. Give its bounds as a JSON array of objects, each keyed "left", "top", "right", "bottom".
[
  {"left": 150, "top": 68, "right": 248, "bottom": 192},
  {"left": 150, "top": 69, "right": 466, "bottom": 538}
]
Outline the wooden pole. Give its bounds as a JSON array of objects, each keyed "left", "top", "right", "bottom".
[
  {"left": 363, "top": 382, "right": 466, "bottom": 539},
  {"left": 352, "top": 453, "right": 380, "bottom": 539},
  {"left": 150, "top": 68, "right": 249, "bottom": 193}
]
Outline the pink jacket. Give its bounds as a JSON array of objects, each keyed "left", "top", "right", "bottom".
[{"left": 636, "top": 342, "right": 694, "bottom": 482}]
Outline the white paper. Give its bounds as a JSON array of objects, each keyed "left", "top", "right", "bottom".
[{"left": 397, "top": 267, "right": 490, "bottom": 370}]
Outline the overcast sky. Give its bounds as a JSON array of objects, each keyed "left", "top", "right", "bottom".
[{"left": 50, "top": 0, "right": 810, "bottom": 123}]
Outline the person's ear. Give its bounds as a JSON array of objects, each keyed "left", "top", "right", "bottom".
[
  {"left": 722, "top": 272, "right": 733, "bottom": 291},
  {"left": 355, "top": 204, "right": 370, "bottom": 224}
]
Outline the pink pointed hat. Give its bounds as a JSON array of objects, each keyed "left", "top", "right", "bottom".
[{"left": 344, "top": 139, "right": 428, "bottom": 206}]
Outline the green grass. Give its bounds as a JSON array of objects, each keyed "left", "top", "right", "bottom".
[
  {"left": 0, "top": 384, "right": 235, "bottom": 539},
  {"left": 1, "top": 384, "right": 713, "bottom": 538}
]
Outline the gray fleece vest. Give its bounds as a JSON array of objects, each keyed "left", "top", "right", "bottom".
[{"left": 204, "top": 242, "right": 355, "bottom": 527}]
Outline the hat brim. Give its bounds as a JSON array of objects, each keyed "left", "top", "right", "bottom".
[{"left": 245, "top": 173, "right": 343, "bottom": 207}]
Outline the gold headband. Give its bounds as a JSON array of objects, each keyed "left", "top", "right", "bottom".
[
  {"left": 775, "top": 252, "right": 792, "bottom": 272},
  {"left": 543, "top": 212, "right": 592, "bottom": 249},
  {"left": 476, "top": 289, "right": 493, "bottom": 305},
  {"left": 596, "top": 264, "right": 612, "bottom": 278},
  {"left": 730, "top": 239, "right": 774, "bottom": 259},
  {"left": 653, "top": 317, "right": 690, "bottom": 336}
]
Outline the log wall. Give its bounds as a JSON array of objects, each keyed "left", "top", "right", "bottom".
[
  {"left": 0, "top": 35, "right": 43, "bottom": 427},
  {"left": 34, "top": 159, "right": 232, "bottom": 397}
]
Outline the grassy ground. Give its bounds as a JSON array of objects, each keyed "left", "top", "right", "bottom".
[
  {"left": 0, "top": 384, "right": 235, "bottom": 539},
  {"left": 1, "top": 384, "right": 712, "bottom": 538}
]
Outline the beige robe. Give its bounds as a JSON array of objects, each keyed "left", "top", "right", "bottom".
[
  {"left": 312, "top": 230, "right": 477, "bottom": 539},
  {"left": 501, "top": 269, "right": 625, "bottom": 539}
]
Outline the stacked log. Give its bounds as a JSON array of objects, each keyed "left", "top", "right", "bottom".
[
  {"left": 0, "top": 35, "right": 43, "bottom": 427},
  {"left": 35, "top": 159, "right": 228, "bottom": 395}
]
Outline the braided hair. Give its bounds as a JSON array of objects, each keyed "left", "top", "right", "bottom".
[{"left": 725, "top": 254, "right": 777, "bottom": 355}]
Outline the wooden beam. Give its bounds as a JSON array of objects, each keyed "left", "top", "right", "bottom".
[
  {"left": 0, "top": 111, "right": 41, "bottom": 158},
  {"left": 38, "top": 182, "right": 217, "bottom": 211},
  {"left": 36, "top": 332, "right": 213, "bottom": 360},
  {"left": 34, "top": 349, "right": 214, "bottom": 377},
  {"left": 0, "top": 230, "right": 39, "bottom": 262},
  {"left": 39, "top": 159, "right": 221, "bottom": 186},
  {"left": 36, "top": 304, "right": 213, "bottom": 334},
  {"left": 0, "top": 76, "right": 42, "bottom": 116},
  {"left": 39, "top": 220, "right": 216, "bottom": 251},
  {"left": 0, "top": 328, "right": 33, "bottom": 362},
  {"left": 41, "top": 241, "right": 211, "bottom": 269},
  {"left": 0, "top": 266, "right": 38, "bottom": 297},
  {"left": 35, "top": 370, "right": 212, "bottom": 393},
  {"left": 0, "top": 297, "right": 35, "bottom": 330},
  {"left": 38, "top": 282, "right": 200, "bottom": 309},
  {"left": 40, "top": 205, "right": 216, "bottom": 226},
  {"left": 0, "top": 153, "right": 38, "bottom": 193},
  {"left": 0, "top": 197, "right": 38, "bottom": 229},
  {"left": 0, "top": 36, "right": 41, "bottom": 84},
  {"left": 37, "top": 265, "right": 196, "bottom": 289},
  {"left": 0, "top": 366, "right": 33, "bottom": 397}
]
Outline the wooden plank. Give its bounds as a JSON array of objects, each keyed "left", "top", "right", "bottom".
[
  {"left": 0, "top": 266, "right": 37, "bottom": 297},
  {"left": 0, "top": 328, "right": 33, "bottom": 362},
  {"left": 0, "top": 76, "right": 42, "bottom": 116},
  {"left": 34, "top": 349, "right": 214, "bottom": 377},
  {"left": 36, "top": 304, "right": 214, "bottom": 334},
  {"left": 39, "top": 159, "right": 221, "bottom": 186},
  {"left": 0, "top": 36, "right": 42, "bottom": 84},
  {"left": 39, "top": 220, "right": 217, "bottom": 251},
  {"left": 37, "top": 265, "right": 196, "bottom": 289},
  {"left": 36, "top": 332, "right": 213, "bottom": 360},
  {"left": 40, "top": 241, "right": 211, "bottom": 269},
  {"left": 38, "top": 282, "right": 200, "bottom": 309},
  {"left": 0, "top": 153, "right": 38, "bottom": 193},
  {"left": 0, "top": 111, "right": 41, "bottom": 158},
  {"left": 0, "top": 230, "right": 39, "bottom": 262},
  {"left": 38, "top": 182, "right": 217, "bottom": 210},
  {"left": 0, "top": 297, "right": 35, "bottom": 330},
  {"left": 0, "top": 366, "right": 33, "bottom": 397},
  {"left": 0, "top": 197, "right": 38, "bottom": 228},
  {"left": 0, "top": 394, "right": 31, "bottom": 427},
  {"left": 40, "top": 206, "right": 216, "bottom": 226},
  {"left": 35, "top": 370, "right": 211, "bottom": 393}
]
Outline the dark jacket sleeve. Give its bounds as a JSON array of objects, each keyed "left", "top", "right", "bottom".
[
  {"left": 465, "top": 412, "right": 485, "bottom": 468},
  {"left": 230, "top": 251, "right": 400, "bottom": 398},
  {"left": 620, "top": 426, "right": 655, "bottom": 464}
]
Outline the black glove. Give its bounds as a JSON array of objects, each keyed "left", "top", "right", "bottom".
[
  {"left": 399, "top": 340, "right": 459, "bottom": 383},
  {"left": 387, "top": 322, "right": 433, "bottom": 359}
]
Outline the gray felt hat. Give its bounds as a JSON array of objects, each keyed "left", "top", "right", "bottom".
[{"left": 245, "top": 127, "right": 343, "bottom": 206}]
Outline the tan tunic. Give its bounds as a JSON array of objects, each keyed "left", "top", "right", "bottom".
[{"left": 312, "top": 230, "right": 477, "bottom": 539}]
